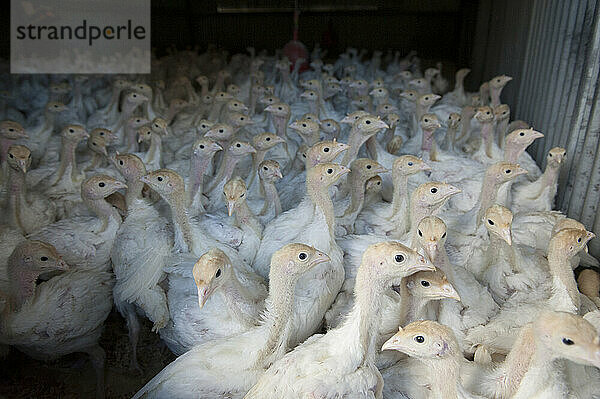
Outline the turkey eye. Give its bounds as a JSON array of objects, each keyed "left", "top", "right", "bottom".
[
  {"left": 263, "top": 166, "right": 268, "bottom": 170},
  {"left": 9, "top": 153, "right": 13, "bottom": 158},
  {"left": 421, "top": 280, "right": 430, "bottom": 287},
  {"left": 520, "top": 132, "right": 525, "bottom": 136},
  {"left": 199, "top": 145, "right": 205, "bottom": 149},
  {"left": 119, "top": 160, "right": 124, "bottom": 165},
  {"left": 136, "top": 119, "right": 140, "bottom": 123},
  {"left": 366, "top": 165, "right": 372, "bottom": 169},
  {"left": 298, "top": 252, "right": 307, "bottom": 260},
  {"left": 418, "top": 230, "right": 423, "bottom": 237},
  {"left": 132, "top": 94, "right": 137, "bottom": 98},
  {"left": 98, "top": 182, "right": 105, "bottom": 187},
  {"left": 157, "top": 176, "right": 163, "bottom": 182},
  {"left": 425, "top": 97, "right": 429, "bottom": 101},
  {"left": 562, "top": 338, "right": 574, "bottom": 345},
  {"left": 302, "top": 124, "right": 307, "bottom": 128},
  {"left": 486, "top": 112, "right": 490, "bottom": 115},
  {"left": 236, "top": 143, "right": 241, "bottom": 148},
  {"left": 505, "top": 169, "right": 511, "bottom": 174},
  {"left": 327, "top": 168, "right": 333, "bottom": 174},
  {"left": 424, "top": 119, "right": 429, "bottom": 123},
  {"left": 219, "top": 129, "right": 224, "bottom": 133},
  {"left": 577, "top": 237, "right": 582, "bottom": 243},
  {"left": 278, "top": 107, "right": 282, "bottom": 110},
  {"left": 323, "top": 147, "right": 330, "bottom": 152},
  {"left": 40, "top": 256, "right": 48, "bottom": 261},
  {"left": 549, "top": 153, "right": 553, "bottom": 157},
  {"left": 92, "top": 142, "right": 97, "bottom": 146},
  {"left": 365, "top": 120, "right": 371, "bottom": 124},
  {"left": 240, "top": 117, "right": 245, "bottom": 121},
  {"left": 69, "top": 128, "right": 74, "bottom": 133},
  {"left": 215, "top": 269, "right": 221, "bottom": 278},
  {"left": 240, "top": 193, "right": 245, "bottom": 198},
  {"left": 100, "top": 132, "right": 104, "bottom": 135},
  {"left": 266, "top": 137, "right": 271, "bottom": 141},
  {"left": 395, "top": 254, "right": 405, "bottom": 262},
  {"left": 442, "top": 232, "right": 446, "bottom": 238},
  {"left": 488, "top": 219, "right": 494, "bottom": 225},
  {"left": 414, "top": 336, "right": 425, "bottom": 343},
  {"left": 408, "top": 162, "right": 413, "bottom": 166},
  {"left": 430, "top": 188, "right": 438, "bottom": 194},
  {"left": 377, "top": 182, "right": 381, "bottom": 185}
]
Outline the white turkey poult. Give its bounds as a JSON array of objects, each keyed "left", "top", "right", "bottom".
[{"left": 2, "top": 42, "right": 600, "bottom": 399}]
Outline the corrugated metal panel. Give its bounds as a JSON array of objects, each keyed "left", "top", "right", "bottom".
[{"left": 472, "top": 0, "right": 600, "bottom": 254}]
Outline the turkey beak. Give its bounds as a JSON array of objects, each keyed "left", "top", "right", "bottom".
[
  {"left": 375, "top": 120, "right": 390, "bottom": 130},
  {"left": 421, "top": 162, "right": 432, "bottom": 171},
  {"left": 336, "top": 166, "right": 351, "bottom": 179},
  {"left": 111, "top": 180, "right": 128, "bottom": 191},
  {"left": 310, "top": 251, "right": 331, "bottom": 268},
  {"left": 381, "top": 334, "right": 404, "bottom": 352},
  {"left": 274, "top": 169, "right": 283, "bottom": 179},
  {"left": 100, "top": 146, "right": 108, "bottom": 157},
  {"left": 212, "top": 143, "right": 223, "bottom": 152},
  {"left": 442, "top": 283, "right": 461, "bottom": 302},
  {"left": 227, "top": 200, "right": 235, "bottom": 217},
  {"left": 17, "top": 159, "right": 27, "bottom": 174},
  {"left": 373, "top": 164, "right": 389, "bottom": 174},
  {"left": 411, "top": 254, "right": 436, "bottom": 273},
  {"left": 531, "top": 130, "right": 544, "bottom": 140},
  {"left": 56, "top": 257, "right": 69, "bottom": 271},
  {"left": 423, "top": 241, "right": 438, "bottom": 263},
  {"left": 515, "top": 167, "right": 528, "bottom": 177},
  {"left": 196, "top": 282, "right": 212, "bottom": 309},
  {"left": 500, "top": 228, "right": 513, "bottom": 246},
  {"left": 137, "top": 134, "right": 144, "bottom": 143},
  {"left": 272, "top": 136, "right": 286, "bottom": 145}
]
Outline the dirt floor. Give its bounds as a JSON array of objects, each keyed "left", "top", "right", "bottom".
[{"left": 0, "top": 311, "right": 175, "bottom": 399}]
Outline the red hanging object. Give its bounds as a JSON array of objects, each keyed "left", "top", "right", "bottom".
[{"left": 283, "top": 8, "right": 309, "bottom": 72}]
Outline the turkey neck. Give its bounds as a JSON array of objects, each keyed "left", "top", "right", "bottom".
[
  {"left": 207, "top": 101, "right": 226, "bottom": 122},
  {"left": 500, "top": 324, "right": 536, "bottom": 398},
  {"left": 473, "top": 174, "right": 502, "bottom": 228},
  {"left": 421, "top": 354, "right": 461, "bottom": 399},
  {"left": 340, "top": 266, "right": 388, "bottom": 368},
  {"left": 166, "top": 192, "right": 194, "bottom": 253},
  {"left": 54, "top": 138, "right": 79, "bottom": 184},
  {"left": 504, "top": 141, "right": 527, "bottom": 164},
  {"left": 490, "top": 86, "right": 503, "bottom": 108},
  {"left": 234, "top": 200, "right": 262, "bottom": 239},
  {"left": 208, "top": 151, "right": 241, "bottom": 193},
  {"left": 188, "top": 154, "right": 213, "bottom": 208},
  {"left": 145, "top": 134, "right": 162, "bottom": 166},
  {"left": 537, "top": 161, "right": 561, "bottom": 198},
  {"left": 306, "top": 177, "right": 335, "bottom": 235},
  {"left": 255, "top": 266, "right": 298, "bottom": 368},
  {"left": 219, "top": 272, "right": 259, "bottom": 327},
  {"left": 342, "top": 127, "right": 375, "bottom": 166},
  {"left": 514, "top": 332, "right": 564, "bottom": 397},
  {"left": 124, "top": 174, "right": 145, "bottom": 208},
  {"left": 7, "top": 167, "right": 26, "bottom": 233},
  {"left": 443, "top": 125, "right": 458, "bottom": 150},
  {"left": 421, "top": 128, "right": 437, "bottom": 160},
  {"left": 548, "top": 241, "right": 580, "bottom": 312},
  {"left": 272, "top": 114, "right": 289, "bottom": 140},
  {"left": 84, "top": 193, "right": 122, "bottom": 233},
  {"left": 260, "top": 179, "right": 281, "bottom": 216},
  {"left": 115, "top": 100, "right": 139, "bottom": 133},
  {"left": 480, "top": 122, "right": 494, "bottom": 158},
  {"left": 391, "top": 172, "right": 410, "bottom": 216},
  {"left": 126, "top": 124, "right": 139, "bottom": 151},
  {"left": 6, "top": 258, "right": 44, "bottom": 312},
  {"left": 307, "top": 99, "right": 320, "bottom": 118},
  {"left": 496, "top": 117, "right": 509, "bottom": 149},
  {"left": 343, "top": 172, "right": 368, "bottom": 218},
  {"left": 457, "top": 108, "right": 474, "bottom": 141},
  {"left": 0, "top": 139, "right": 14, "bottom": 164}
]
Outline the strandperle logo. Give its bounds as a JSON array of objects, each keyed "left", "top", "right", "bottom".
[
  {"left": 15, "top": 19, "right": 147, "bottom": 47},
  {"left": 11, "top": 0, "right": 150, "bottom": 74}
]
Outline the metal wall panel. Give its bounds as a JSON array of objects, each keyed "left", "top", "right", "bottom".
[{"left": 472, "top": 0, "right": 600, "bottom": 254}]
